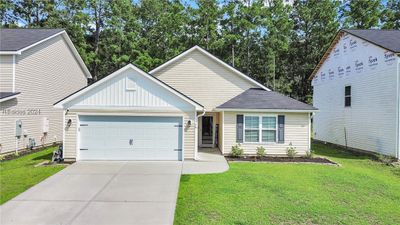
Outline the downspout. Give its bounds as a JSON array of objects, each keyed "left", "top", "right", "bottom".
[{"left": 195, "top": 108, "right": 206, "bottom": 160}]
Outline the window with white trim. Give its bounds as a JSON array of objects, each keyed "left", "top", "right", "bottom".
[
  {"left": 244, "top": 115, "right": 277, "bottom": 143},
  {"left": 262, "top": 117, "right": 276, "bottom": 142},
  {"left": 244, "top": 116, "right": 259, "bottom": 142}
]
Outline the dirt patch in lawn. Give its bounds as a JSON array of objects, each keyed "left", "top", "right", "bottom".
[{"left": 225, "top": 156, "right": 338, "bottom": 165}]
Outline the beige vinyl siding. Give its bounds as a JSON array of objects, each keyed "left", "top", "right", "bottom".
[
  {"left": 183, "top": 112, "right": 196, "bottom": 159},
  {"left": 0, "top": 55, "right": 14, "bottom": 92},
  {"left": 64, "top": 112, "right": 78, "bottom": 160},
  {"left": 152, "top": 49, "right": 257, "bottom": 110},
  {"left": 63, "top": 111, "right": 196, "bottom": 161},
  {"left": 223, "top": 112, "right": 310, "bottom": 155},
  {"left": 0, "top": 35, "right": 87, "bottom": 154}
]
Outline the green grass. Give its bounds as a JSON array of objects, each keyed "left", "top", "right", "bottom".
[
  {"left": 175, "top": 143, "right": 400, "bottom": 225},
  {"left": 0, "top": 147, "right": 66, "bottom": 204}
]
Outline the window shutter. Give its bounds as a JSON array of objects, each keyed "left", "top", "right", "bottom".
[
  {"left": 236, "top": 115, "right": 244, "bottom": 143},
  {"left": 278, "top": 115, "right": 285, "bottom": 143}
]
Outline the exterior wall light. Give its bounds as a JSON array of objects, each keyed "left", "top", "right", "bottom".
[{"left": 66, "top": 119, "right": 72, "bottom": 128}]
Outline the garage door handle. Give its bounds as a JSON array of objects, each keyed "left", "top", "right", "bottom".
[
  {"left": 80, "top": 148, "right": 88, "bottom": 151},
  {"left": 129, "top": 139, "right": 133, "bottom": 145},
  {"left": 174, "top": 149, "right": 182, "bottom": 151}
]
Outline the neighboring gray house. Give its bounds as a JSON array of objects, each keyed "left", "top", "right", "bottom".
[
  {"left": 0, "top": 29, "right": 91, "bottom": 154},
  {"left": 310, "top": 29, "right": 400, "bottom": 159},
  {"left": 55, "top": 46, "right": 316, "bottom": 161}
]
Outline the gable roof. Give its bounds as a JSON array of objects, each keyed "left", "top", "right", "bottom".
[
  {"left": 308, "top": 29, "right": 400, "bottom": 80},
  {"left": 54, "top": 64, "right": 203, "bottom": 110},
  {"left": 0, "top": 28, "right": 91, "bottom": 78},
  {"left": 343, "top": 29, "right": 400, "bottom": 53},
  {"left": 0, "top": 28, "right": 64, "bottom": 51},
  {"left": 216, "top": 88, "right": 317, "bottom": 112},
  {"left": 149, "top": 46, "right": 270, "bottom": 91}
]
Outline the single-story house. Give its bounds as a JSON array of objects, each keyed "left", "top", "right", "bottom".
[
  {"left": 310, "top": 29, "right": 400, "bottom": 159},
  {"left": 55, "top": 46, "right": 316, "bottom": 161},
  {"left": 0, "top": 29, "right": 90, "bottom": 154}
]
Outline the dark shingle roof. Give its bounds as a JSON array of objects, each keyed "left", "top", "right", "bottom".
[
  {"left": 0, "top": 28, "right": 64, "bottom": 51},
  {"left": 217, "top": 88, "right": 317, "bottom": 111},
  {"left": 0, "top": 92, "right": 20, "bottom": 99},
  {"left": 343, "top": 29, "right": 400, "bottom": 53}
]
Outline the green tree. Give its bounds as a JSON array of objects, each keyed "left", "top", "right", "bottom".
[
  {"left": 186, "top": 0, "right": 221, "bottom": 50},
  {"left": 12, "top": 0, "right": 56, "bottom": 27},
  {"left": 259, "top": 0, "right": 293, "bottom": 92},
  {"left": 135, "top": 0, "right": 189, "bottom": 70},
  {"left": 0, "top": 0, "right": 18, "bottom": 27},
  {"left": 382, "top": 0, "right": 400, "bottom": 29},
  {"left": 289, "top": 0, "right": 340, "bottom": 102},
  {"left": 341, "top": 0, "right": 382, "bottom": 29}
]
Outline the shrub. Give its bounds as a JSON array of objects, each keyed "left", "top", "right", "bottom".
[
  {"left": 286, "top": 143, "right": 297, "bottom": 158},
  {"left": 14, "top": 151, "right": 19, "bottom": 157},
  {"left": 0, "top": 154, "right": 4, "bottom": 161},
  {"left": 305, "top": 149, "right": 314, "bottom": 158},
  {"left": 256, "top": 146, "right": 266, "bottom": 157},
  {"left": 231, "top": 144, "right": 243, "bottom": 157}
]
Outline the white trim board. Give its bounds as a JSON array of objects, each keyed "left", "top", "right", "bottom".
[
  {"left": 12, "top": 55, "right": 16, "bottom": 92},
  {"left": 54, "top": 64, "right": 203, "bottom": 111},
  {"left": 149, "top": 46, "right": 270, "bottom": 91},
  {"left": 0, "top": 31, "right": 91, "bottom": 79}
]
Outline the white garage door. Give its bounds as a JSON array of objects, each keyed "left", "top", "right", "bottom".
[{"left": 78, "top": 116, "right": 183, "bottom": 161}]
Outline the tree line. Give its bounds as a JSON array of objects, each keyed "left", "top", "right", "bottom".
[{"left": 1, "top": 0, "right": 399, "bottom": 102}]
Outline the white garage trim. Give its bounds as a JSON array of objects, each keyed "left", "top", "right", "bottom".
[{"left": 76, "top": 114, "right": 185, "bottom": 161}]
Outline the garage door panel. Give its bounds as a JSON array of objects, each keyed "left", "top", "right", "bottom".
[{"left": 78, "top": 116, "right": 182, "bottom": 161}]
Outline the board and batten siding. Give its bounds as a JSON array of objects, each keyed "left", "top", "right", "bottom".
[
  {"left": 0, "top": 35, "right": 87, "bottom": 153},
  {"left": 152, "top": 49, "right": 257, "bottom": 111},
  {"left": 63, "top": 111, "right": 195, "bottom": 160},
  {"left": 66, "top": 69, "right": 192, "bottom": 112},
  {"left": 0, "top": 55, "right": 14, "bottom": 92},
  {"left": 222, "top": 112, "right": 310, "bottom": 155},
  {"left": 312, "top": 33, "right": 400, "bottom": 157}
]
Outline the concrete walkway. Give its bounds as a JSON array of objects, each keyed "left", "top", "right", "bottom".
[
  {"left": 0, "top": 161, "right": 182, "bottom": 225},
  {"left": 182, "top": 148, "right": 229, "bottom": 174}
]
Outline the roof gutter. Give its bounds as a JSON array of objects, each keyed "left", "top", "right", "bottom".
[
  {"left": 0, "top": 51, "right": 22, "bottom": 55},
  {"left": 214, "top": 108, "right": 318, "bottom": 113},
  {"left": 0, "top": 93, "right": 21, "bottom": 103}
]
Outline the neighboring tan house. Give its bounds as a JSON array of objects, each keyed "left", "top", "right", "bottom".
[
  {"left": 0, "top": 29, "right": 91, "bottom": 154},
  {"left": 55, "top": 46, "right": 316, "bottom": 161},
  {"left": 310, "top": 29, "right": 400, "bottom": 159}
]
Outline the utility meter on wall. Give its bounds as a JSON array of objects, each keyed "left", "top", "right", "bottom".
[
  {"left": 42, "top": 117, "right": 49, "bottom": 133},
  {"left": 15, "top": 120, "right": 22, "bottom": 138}
]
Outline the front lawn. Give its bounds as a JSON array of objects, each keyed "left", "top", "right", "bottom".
[
  {"left": 175, "top": 143, "right": 400, "bottom": 224},
  {"left": 0, "top": 146, "right": 66, "bottom": 204}
]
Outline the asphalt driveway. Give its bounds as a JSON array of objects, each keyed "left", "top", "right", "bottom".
[{"left": 0, "top": 161, "right": 182, "bottom": 225}]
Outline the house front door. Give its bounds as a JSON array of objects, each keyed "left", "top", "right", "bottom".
[{"left": 200, "top": 116, "right": 214, "bottom": 147}]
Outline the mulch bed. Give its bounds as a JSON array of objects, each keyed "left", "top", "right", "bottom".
[{"left": 225, "top": 156, "right": 337, "bottom": 165}]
